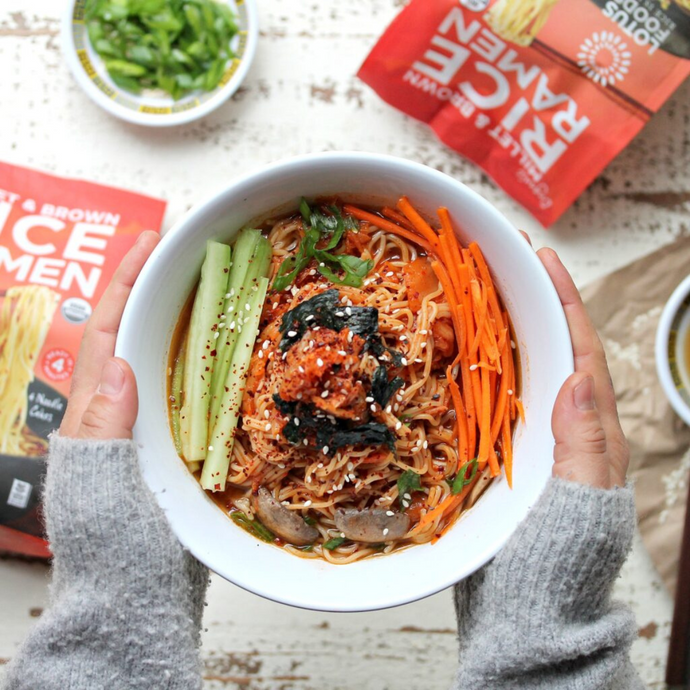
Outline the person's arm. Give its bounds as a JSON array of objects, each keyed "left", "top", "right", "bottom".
[
  {"left": 2, "top": 233, "right": 209, "bottom": 690},
  {"left": 452, "top": 247, "right": 645, "bottom": 690}
]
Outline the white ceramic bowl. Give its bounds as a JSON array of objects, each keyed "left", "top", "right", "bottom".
[
  {"left": 116, "top": 152, "right": 573, "bottom": 611},
  {"left": 61, "top": 0, "right": 258, "bottom": 127},
  {"left": 656, "top": 274, "right": 690, "bottom": 425}
]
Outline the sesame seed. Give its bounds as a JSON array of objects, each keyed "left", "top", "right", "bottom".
[
  {"left": 386, "top": 271, "right": 394, "bottom": 277},
  {"left": 511, "top": 340, "right": 516, "bottom": 349},
  {"left": 287, "top": 330, "right": 297, "bottom": 337},
  {"left": 335, "top": 311, "right": 344, "bottom": 317},
  {"left": 338, "top": 350, "right": 347, "bottom": 356},
  {"left": 258, "top": 351, "right": 264, "bottom": 359},
  {"left": 323, "top": 446, "right": 330, "bottom": 455},
  {"left": 386, "top": 405, "right": 392, "bottom": 414},
  {"left": 401, "top": 357, "right": 408, "bottom": 365},
  {"left": 229, "top": 321, "right": 236, "bottom": 329},
  {"left": 303, "top": 439, "right": 309, "bottom": 445},
  {"left": 304, "top": 500, "right": 312, "bottom": 507},
  {"left": 386, "top": 511, "right": 394, "bottom": 516},
  {"left": 383, "top": 528, "right": 389, "bottom": 536},
  {"left": 264, "top": 423, "right": 272, "bottom": 431},
  {"left": 317, "top": 358, "right": 324, "bottom": 367},
  {"left": 264, "top": 410, "right": 270, "bottom": 418},
  {"left": 365, "top": 396, "right": 374, "bottom": 403},
  {"left": 420, "top": 329, "right": 428, "bottom": 335},
  {"left": 399, "top": 335, "right": 407, "bottom": 341},
  {"left": 245, "top": 303, "right": 251, "bottom": 311},
  {"left": 345, "top": 307, "right": 352, "bottom": 316},
  {"left": 278, "top": 462, "right": 285, "bottom": 468},
  {"left": 208, "top": 445, "right": 214, "bottom": 451},
  {"left": 272, "top": 302, "right": 279, "bottom": 309},
  {"left": 306, "top": 314, "right": 315, "bottom": 321},
  {"left": 508, "top": 389, "right": 514, "bottom": 395},
  {"left": 263, "top": 340, "right": 270, "bottom": 350},
  {"left": 340, "top": 532, "right": 346, "bottom": 538},
  {"left": 294, "top": 418, "right": 300, "bottom": 426},
  {"left": 370, "top": 404, "right": 377, "bottom": 412},
  {"left": 348, "top": 331, "right": 354, "bottom": 342},
  {"left": 421, "top": 342, "right": 427, "bottom": 348},
  {"left": 403, "top": 492, "right": 411, "bottom": 500},
  {"left": 298, "top": 366, "right": 305, "bottom": 373},
  {"left": 469, "top": 364, "right": 478, "bottom": 371},
  {"left": 423, "top": 440, "right": 429, "bottom": 450},
  {"left": 395, "top": 422, "right": 402, "bottom": 430},
  {"left": 321, "top": 391, "right": 329, "bottom": 398}
]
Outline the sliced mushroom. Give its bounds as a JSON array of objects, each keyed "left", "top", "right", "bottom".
[
  {"left": 252, "top": 487, "right": 318, "bottom": 546},
  {"left": 334, "top": 508, "right": 410, "bottom": 543}
]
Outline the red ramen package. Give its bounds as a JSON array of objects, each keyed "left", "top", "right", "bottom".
[
  {"left": 0, "top": 161, "right": 166, "bottom": 557},
  {"left": 358, "top": 0, "right": 690, "bottom": 226}
]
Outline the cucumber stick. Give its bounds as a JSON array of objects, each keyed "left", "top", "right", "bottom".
[
  {"left": 170, "top": 336, "right": 186, "bottom": 457},
  {"left": 209, "top": 229, "right": 271, "bottom": 424},
  {"left": 181, "top": 240, "right": 232, "bottom": 461},
  {"left": 201, "top": 276, "right": 269, "bottom": 491}
]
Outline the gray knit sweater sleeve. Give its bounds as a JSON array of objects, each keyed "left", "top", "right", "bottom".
[
  {"left": 453, "top": 478, "right": 645, "bottom": 690},
  {"left": 1, "top": 435, "right": 209, "bottom": 690}
]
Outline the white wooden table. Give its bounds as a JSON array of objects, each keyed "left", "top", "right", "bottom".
[{"left": 2, "top": 1, "right": 688, "bottom": 687}]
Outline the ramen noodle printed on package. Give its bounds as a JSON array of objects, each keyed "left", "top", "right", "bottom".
[
  {"left": 0, "top": 161, "right": 165, "bottom": 557},
  {"left": 358, "top": 0, "right": 690, "bottom": 226}
]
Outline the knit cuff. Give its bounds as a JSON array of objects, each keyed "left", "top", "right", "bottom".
[
  {"left": 44, "top": 434, "right": 180, "bottom": 576},
  {"left": 489, "top": 478, "right": 636, "bottom": 620}
]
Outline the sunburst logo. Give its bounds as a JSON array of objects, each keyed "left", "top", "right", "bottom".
[{"left": 577, "top": 31, "right": 632, "bottom": 87}]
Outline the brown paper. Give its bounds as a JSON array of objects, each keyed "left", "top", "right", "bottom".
[{"left": 581, "top": 237, "right": 690, "bottom": 597}]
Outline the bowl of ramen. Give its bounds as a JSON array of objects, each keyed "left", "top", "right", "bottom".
[
  {"left": 116, "top": 152, "right": 573, "bottom": 611},
  {"left": 656, "top": 275, "right": 690, "bottom": 426}
]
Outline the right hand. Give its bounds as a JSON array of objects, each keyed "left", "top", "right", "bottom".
[{"left": 537, "top": 247, "right": 629, "bottom": 489}]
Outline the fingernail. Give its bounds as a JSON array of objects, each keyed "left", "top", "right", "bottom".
[
  {"left": 98, "top": 360, "right": 124, "bottom": 396},
  {"left": 574, "top": 376, "right": 595, "bottom": 411}
]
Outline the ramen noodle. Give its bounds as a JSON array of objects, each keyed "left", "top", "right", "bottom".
[
  {"left": 0, "top": 161, "right": 166, "bottom": 558},
  {"left": 169, "top": 197, "right": 521, "bottom": 563},
  {"left": 358, "top": 0, "right": 690, "bottom": 226}
]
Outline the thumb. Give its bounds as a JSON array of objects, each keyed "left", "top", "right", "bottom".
[
  {"left": 551, "top": 372, "right": 611, "bottom": 489},
  {"left": 77, "top": 358, "right": 139, "bottom": 440}
]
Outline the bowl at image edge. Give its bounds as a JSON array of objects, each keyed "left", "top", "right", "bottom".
[
  {"left": 656, "top": 274, "right": 690, "bottom": 426},
  {"left": 60, "top": 0, "right": 258, "bottom": 127},
  {"left": 115, "top": 152, "right": 574, "bottom": 612}
]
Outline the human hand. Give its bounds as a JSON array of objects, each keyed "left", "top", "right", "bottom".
[
  {"left": 536, "top": 247, "right": 629, "bottom": 489},
  {"left": 59, "top": 231, "right": 160, "bottom": 440}
]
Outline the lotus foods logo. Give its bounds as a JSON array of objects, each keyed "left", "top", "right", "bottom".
[{"left": 577, "top": 30, "right": 632, "bottom": 87}]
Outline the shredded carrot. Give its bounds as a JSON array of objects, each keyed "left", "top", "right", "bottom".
[
  {"left": 490, "top": 344, "right": 512, "bottom": 444},
  {"left": 396, "top": 196, "right": 442, "bottom": 250},
  {"left": 416, "top": 472, "right": 481, "bottom": 532},
  {"left": 470, "top": 282, "right": 488, "bottom": 357},
  {"left": 488, "top": 445, "right": 500, "bottom": 477},
  {"left": 515, "top": 399, "right": 526, "bottom": 424},
  {"left": 381, "top": 206, "right": 416, "bottom": 232},
  {"left": 343, "top": 204, "right": 434, "bottom": 254},
  {"left": 447, "top": 368, "right": 469, "bottom": 469},
  {"left": 502, "top": 407, "right": 513, "bottom": 488},
  {"left": 477, "top": 362, "right": 492, "bottom": 468},
  {"left": 469, "top": 242, "right": 505, "bottom": 332},
  {"left": 459, "top": 356, "right": 477, "bottom": 459},
  {"left": 431, "top": 260, "right": 466, "bottom": 356}
]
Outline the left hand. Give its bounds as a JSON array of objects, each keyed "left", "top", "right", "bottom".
[{"left": 60, "top": 230, "right": 160, "bottom": 440}]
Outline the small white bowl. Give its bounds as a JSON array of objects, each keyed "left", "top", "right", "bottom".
[
  {"left": 61, "top": 0, "right": 258, "bottom": 127},
  {"left": 656, "top": 274, "right": 690, "bottom": 426},
  {"left": 116, "top": 152, "right": 573, "bottom": 612}
]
